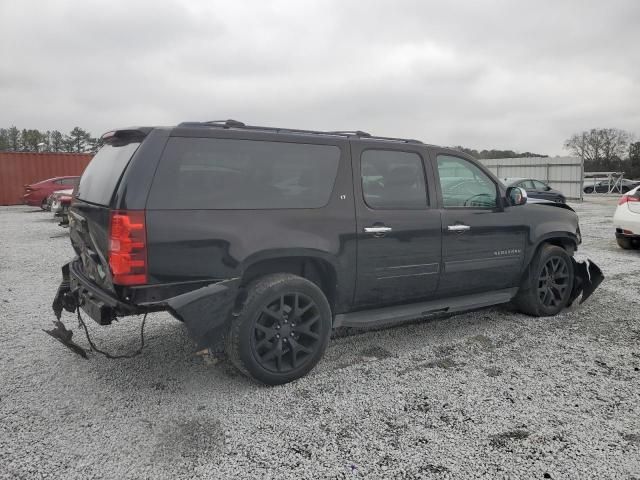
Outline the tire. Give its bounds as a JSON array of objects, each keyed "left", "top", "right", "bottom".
[
  {"left": 617, "top": 237, "right": 633, "bottom": 250},
  {"left": 513, "top": 244, "right": 574, "bottom": 317},
  {"left": 583, "top": 187, "right": 593, "bottom": 194},
  {"left": 41, "top": 199, "right": 48, "bottom": 210},
  {"left": 226, "top": 273, "right": 332, "bottom": 385}
]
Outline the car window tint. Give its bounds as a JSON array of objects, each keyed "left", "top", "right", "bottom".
[
  {"left": 148, "top": 137, "right": 340, "bottom": 209},
  {"left": 361, "top": 150, "right": 427, "bottom": 210},
  {"left": 437, "top": 155, "right": 497, "bottom": 208},
  {"left": 519, "top": 180, "right": 534, "bottom": 189},
  {"left": 60, "top": 178, "right": 78, "bottom": 185},
  {"left": 532, "top": 180, "right": 547, "bottom": 190},
  {"left": 77, "top": 142, "right": 140, "bottom": 205}
]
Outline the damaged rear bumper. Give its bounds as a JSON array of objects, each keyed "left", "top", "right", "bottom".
[{"left": 52, "top": 259, "right": 240, "bottom": 350}]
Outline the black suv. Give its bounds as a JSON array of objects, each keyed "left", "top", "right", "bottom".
[{"left": 51, "top": 120, "right": 603, "bottom": 384}]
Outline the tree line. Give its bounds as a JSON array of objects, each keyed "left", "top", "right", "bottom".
[
  {"left": 0, "top": 126, "right": 103, "bottom": 153},
  {"left": 453, "top": 147, "right": 548, "bottom": 159},
  {"left": 564, "top": 128, "right": 640, "bottom": 179},
  {"left": 2, "top": 123, "right": 638, "bottom": 178}
]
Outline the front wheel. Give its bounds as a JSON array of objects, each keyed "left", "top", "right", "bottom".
[
  {"left": 226, "top": 273, "right": 332, "bottom": 385},
  {"left": 513, "top": 244, "right": 574, "bottom": 316}
]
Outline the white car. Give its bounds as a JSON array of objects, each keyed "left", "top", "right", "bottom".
[{"left": 613, "top": 185, "right": 640, "bottom": 249}]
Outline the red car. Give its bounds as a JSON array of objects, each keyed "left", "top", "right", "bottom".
[{"left": 23, "top": 176, "right": 79, "bottom": 209}]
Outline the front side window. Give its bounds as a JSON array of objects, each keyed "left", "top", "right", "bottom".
[
  {"left": 437, "top": 155, "right": 497, "bottom": 208},
  {"left": 361, "top": 150, "right": 427, "bottom": 209},
  {"left": 147, "top": 138, "right": 340, "bottom": 209}
]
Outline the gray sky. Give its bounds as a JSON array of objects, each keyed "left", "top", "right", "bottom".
[{"left": 1, "top": 0, "right": 639, "bottom": 155}]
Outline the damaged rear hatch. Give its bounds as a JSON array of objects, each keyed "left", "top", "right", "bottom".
[{"left": 68, "top": 132, "right": 145, "bottom": 294}]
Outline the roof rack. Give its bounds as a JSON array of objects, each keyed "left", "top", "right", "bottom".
[{"left": 176, "top": 119, "right": 423, "bottom": 144}]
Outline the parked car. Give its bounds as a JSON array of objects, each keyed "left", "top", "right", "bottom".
[
  {"left": 50, "top": 189, "right": 74, "bottom": 224},
  {"left": 502, "top": 178, "right": 566, "bottom": 204},
  {"left": 50, "top": 121, "right": 603, "bottom": 385},
  {"left": 583, "top": 179, "right": 640, "bottom": 194},
  {"left": 23, "top": 176, "right": 79, "bottom": 209},
  {"left": 613, "top": 185, "right": 640, "bottom": 249}
]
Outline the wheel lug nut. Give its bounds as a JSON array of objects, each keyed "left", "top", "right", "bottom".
[
  {"left": 276, "top": 325, "right": 280, "bottom": 330},
  {"left": 276, "top": 334, "right": 280, "bottom": 338},
  {"left": 291, "top": 323, "right": 295, "bottom": 327},
  {"left": 283, "top": 338, "right": 288, "bottom": 343},
  {"left": 290, "top": 332, "right": 295, "bottom": 336}
]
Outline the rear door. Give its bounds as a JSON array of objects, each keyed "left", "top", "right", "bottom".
[
  {"left": 433, "top": 152, "right": 526, "bottom": 296},
  {"left": 352, "top": 141, "right": 441, "bottom": 308}
]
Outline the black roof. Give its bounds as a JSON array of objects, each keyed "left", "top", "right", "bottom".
[{"left": 176, "top": 119, "right": 424, "bottom": 145}]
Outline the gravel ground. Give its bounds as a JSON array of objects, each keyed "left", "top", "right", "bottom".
[{"left": 1, "top": 199, "right": 639, "bottom": 480}]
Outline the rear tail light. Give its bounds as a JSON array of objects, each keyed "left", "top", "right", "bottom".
[
  {"left": 618, "top": 195, "right": 640, "bottom": 205},
  {"left": 108, "top": 210, "right": 148, "bottom": 285},
  {"left": 59, "top": 195, "right": 72, "bottom": 202}
]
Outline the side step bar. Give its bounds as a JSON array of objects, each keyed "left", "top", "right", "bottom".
[{"left": 333, "top": 288, "right": 518, "bottom": 328}]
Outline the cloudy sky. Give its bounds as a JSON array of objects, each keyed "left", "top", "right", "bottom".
[{"left": 1, "top": 0, "right": 639, "bottom": 154}]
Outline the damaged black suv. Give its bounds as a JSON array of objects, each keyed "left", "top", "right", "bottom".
[{"left": 51, "top": 120, "right": 603, "bottom": 384}]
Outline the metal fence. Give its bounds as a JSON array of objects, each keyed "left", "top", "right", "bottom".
[
  {"left": 0, "top": 152, "right": 93, "bottom": 205},
  {"left": 477, "top": 156, "right": 584, "bottom": 201}
]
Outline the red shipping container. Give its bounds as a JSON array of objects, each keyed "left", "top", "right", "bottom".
[{"left": 0, "top": 152, "right": 93, "bottom": 206}]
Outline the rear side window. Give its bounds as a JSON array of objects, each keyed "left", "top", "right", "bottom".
[
  {"left": 76, "top": 142, "right": 140, "bottom": 205},
  {"left": 147, "top": 137, "right": 340, "bottom": 209},
  {"left": 361, "top": 150, "right": 427, "bottom": 209}
]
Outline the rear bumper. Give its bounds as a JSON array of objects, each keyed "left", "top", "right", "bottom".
[{"left": 52, "top": 259, "right": 240, "bottom": 349}]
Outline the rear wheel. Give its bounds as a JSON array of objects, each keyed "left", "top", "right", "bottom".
[
  {"left": 226, "top": 273, "right": 332, "bottom": 385},
  {"left": 513, "top": 244, "right": 574, "bottom": 316},
  {"left": 41, "top": 199, "right": 48, "bottom": 210},
  {"left": 584, "top": 187, "right": 594, "bottom": 194},
  {"left": 617, "top": 237, "right": 633, "bottom": 249}
]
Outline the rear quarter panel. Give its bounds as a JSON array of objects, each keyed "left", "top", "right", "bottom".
[{"left": 144, "top": 136, "right": 357, "bottom": 312}]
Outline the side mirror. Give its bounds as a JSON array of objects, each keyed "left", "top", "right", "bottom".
[
  {"left": 545, "top": 185, "right": 552, "bottom": 191},
  {"left": 506, "top": 186, "right": 527, "bottom": 206}
]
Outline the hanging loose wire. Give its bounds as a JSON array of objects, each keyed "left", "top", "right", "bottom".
[{"left": 76, "top": 309, "right": 148, "bottom": 359}]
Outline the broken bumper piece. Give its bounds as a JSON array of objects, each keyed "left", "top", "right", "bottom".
[
  {"left": 568, "top": 258, "right": 604, "bottom": 306},
  {"left": 50, "top": 259, "right": 240, "bottom": 356}
]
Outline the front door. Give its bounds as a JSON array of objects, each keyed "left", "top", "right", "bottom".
[
  {"left": 434, "top": 153, "right": 526, "bottom": 296},
  {"left": 353, "top": 143, "right": 442, "bottom": 308}
]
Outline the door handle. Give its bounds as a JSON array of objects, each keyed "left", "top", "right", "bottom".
[
  {"left": 364, "top": 226, "right": 393, "bottom": 234},
  {"left": 448, "top": 224, "right": 471, "bottom": 232}
]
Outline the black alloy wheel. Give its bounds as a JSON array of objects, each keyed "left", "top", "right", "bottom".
[
  {"left": 513, "top": 244, "right": 575, "bottom": 316},
  {"left": 226, "top": 273, "right": 332, "bottom": 385},
  {"left": 252, "top": 293, "right": 321, "bottom": 373},
  {"left": 537, "top": 256, "right": 570, "bottom": 308}
]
